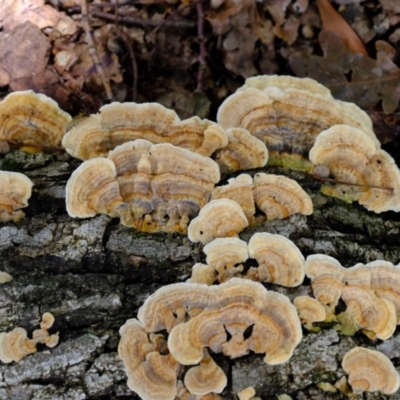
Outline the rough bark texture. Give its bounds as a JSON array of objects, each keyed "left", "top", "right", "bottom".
[{"left": 1, "top": 150, "right": 400, "bottom": 400}]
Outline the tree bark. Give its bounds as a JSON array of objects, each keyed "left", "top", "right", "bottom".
[{"left": 1, "top": 150, "right": 400, "bottom": 400}]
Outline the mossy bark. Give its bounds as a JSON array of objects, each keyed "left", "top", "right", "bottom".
[{"left": 1, "top": 151, "right": 400, "bottom": 399}]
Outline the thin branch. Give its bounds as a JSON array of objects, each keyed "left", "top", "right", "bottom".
[
  {"left": 195, "top": 0, "right": 206, "bottom": 92},
  {"left": 81, "top": 0, "right": 114, "bottom": 100},
  {"left": 90, "top": 10, "right": 196, "bottom": 29},
  {"left": 113, "top": 27, "right": 139, "bottom": 101}
]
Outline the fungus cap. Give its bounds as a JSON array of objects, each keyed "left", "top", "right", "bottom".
[
  {"left": 184, "top": 350, "right": 227, "bottom": 396},
  {"left": 211, "top": 174, "right": 255, "bottom": 221},
  {"left": 0, "top": 327, "right": 37, "bottom": 363},
  {"left": 342, "top": 347, "right": 400, "bottom": 395},
  {"left": 252, "top": 173, "right": 313, "bottom": 220},
  {"left": 0, "top": 90, "right": 71, "bottom": 149},
  {"left": 293, "top": 296, "right": 326, "bottom": 328},
  {"left": 204, "top": 237, "right": 248, "bottom": 282},
  {"left": 247, "top": 232, "right": 305, "bottom": 287},
  {"left": 188, "top": 199, "right": 249, "bottom": 245},
  {"left": 0, "top": 171, "right": 33, "bottom": 223}
]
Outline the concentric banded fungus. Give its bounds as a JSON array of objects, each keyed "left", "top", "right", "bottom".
[
  {"left": 0, "top": 90, "right": 71, "bottom": 150},
  {"left": 0, "top": 171, "right": 33, "bottom": 223},
  {"left": 168, "top": 278, "right": 302, "bottom": 366},
  {"left": 186, "top": 263, "right": 217, "bottom": 285},
  {"left": 367, "top": 260, "right": 400, "bottom": 322},
  {"left": 118, "top": 319, "right": 179, "bottom": 400},
  {"left": 304, "top": 254, "right": 346, "bottom": 314},
  {"left": 293, "top": 296, "right": 326, "bottom": 330},
  {"left": 188, "top": 199, "right": 249, "bottom": 245},
  {"left": 217, "top": 75, "right": 379, "bottom": 171},
  {"left": 342, "top": 347, "right": 400, "bottom": 395},
  {"left": 339, "top": 286, "right": 396, "bottom": 340},
  {"left": 211, "top": 174, "right": 255, "bottom": 222},
  {"left": 32, "top": 312, "right": 59, "bottom": 349},
  {"left": 62, "top": 102, "right": 228, "bottom": 160},
  {"left": 309, "top": 125, "right": 400, "bottom": 212},
  {"left": 65, "top": 158, "right": 132, "bottom": 226},
  {"left": 203, "top": 237, "right": 249, "bottom": 282},
  {"left": 184, "top": 350, "right": 227, "bottom": 396},
  {"left": 246, "top": 233, "right": 305, "bottom": 287},
  {"left": 108, "top": 140, "right": 220, "bottom": 231},
  {"left": 62, "top": 114, "right": 110, "bottom": 159},
  {"left": 0, "top": 328, "right": 37, "bottom": 363},
  {"left": 252, "top": 173, "right": 313, "bottom": 220},
  {"left": 214, "top": 128, "right": 268, "bottom": 173}
]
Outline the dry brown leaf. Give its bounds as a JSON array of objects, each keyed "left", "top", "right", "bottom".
[
  {"left": 317, "top": 0, "right": 367, "bottom": 56},
  {"left": 289, "top": 31, "right": 400, "bottom": 114}
]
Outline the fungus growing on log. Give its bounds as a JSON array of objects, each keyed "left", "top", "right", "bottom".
[
  {"left": 213, "top": 127, "right": 268, "bottom": 173},
  {"left": 66, "top": 157, "right": 132, "bottom": 226},
  {"left": 167, "top": 279, "right": 302, "bottom": 366},
  {"left": 188, "top": 199, "right": 249, "bottom": 245},
  {"left": 309, "top": 125, "right": 400, "bottom": 213},
  {"left": 0, "top": 90, "right": 71, "bottom": 151},
  {"left": 211, "top": 174, "right": 255, "bottom": 222},
  {"left": 0, "top": 171, "right": 33, "bottom": 223},
  {"left": 304, "top": 254, "right": 346, "bottom": 315},
  {"left": 217, "top": 75, "right": 379, "bottom": 171},
  {"left": 62, "top": 102, "right": 228, "bottom": 160},
  {"left": 203, "top": 237, "right": 249, "bottom": 282},
  {"left": 342, "top": 347, "right": 400, "bottom": 395},
  {"left": 108, "top": 140, "right": 220, "bottom": 232},
  {"left": 338, "top": 285, "right": 397, "bottom": 340},
  {"left": 293, "top": 296, "right": 326, "bottom": 330},
  {"left": 0, "top": 328, "right": 37, "bottom": 364},
  {"left": 118, "top": 319, "right": 179, "bottom": 400},
  {"left": 184, "top": 350, "right": 227, "bottom": 396},
  {"left": 246, "top": 232, "right": 305, "bottom": 287},
  {"left": 252, "top": 173, "right": 313, "bottom": 220}
]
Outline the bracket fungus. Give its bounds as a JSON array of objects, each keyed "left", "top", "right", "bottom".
[
  {"left": 217, "top": 75, "right": 379, "bottom": 171},
  {"left": 342, "top": 347, "right": 400, "bottom": 395},
  {"left": 304, "top": 254, "right": 346, "bottom": 315},
  {"left": 246, "top": 233, "right": 305, "bottom": 287},
  {"left": 0, "top": 171, "right": 33, "bottom": 223},
  {"left": 0, "top": 327, "right": 37, "bottom": 364},
  {"left": 118, "top": 319, "right": 179, "bottom": 400},
  {"left": 309, "top": 125, "right": 400, "bottom": 213},
  {"left": 167, "top": 278, "right": 302, "bottom": 366},
  {"left": 211, "top": 174, "right": 255, "bottom": 222},
  {"left": 338, "top": 285, "right": 396, "bottom": 340},
  {"left": 213, "top": 128, "right": 268, "bottom": 174},
  {"left": 188, "top": 199, "right": 249, "bottom": 245},
  {"left": 0, "top": 90, "right": 71, "bottom": 151},
  {"left": 293, "top": 296, "right": 326, "bottom": 330},
  {"left": 203, "top": 237, "right": 249, "bottom": 282},
  {"left": 107, "top": 140, "right": 220, "bottom": 232},
  {"left": 62, "top": 102, "right": 228, "bottom": 160},
  {"left": 252, "top": 172, "right": 313, "bottom": 220},
  {"left": 66, "top": 157, "right": 132, "bottom": 226}
]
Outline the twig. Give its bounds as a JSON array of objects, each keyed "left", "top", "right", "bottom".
[
  {"left": 113, "top": 27, "right": 139, "bottom": 101},
  {"left": 195, "top": 0, "right": 206, "bottom": 92},
  {"left": 91, "top": 10, "right": 196, "bottom": 29},
  {"left": 81, "top": 0, "right": 114, "bottom": 101},
  {"left": 311, "top": 174, "right": 394, "bottom": 193}
]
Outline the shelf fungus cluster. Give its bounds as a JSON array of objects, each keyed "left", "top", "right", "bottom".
[
  {"left": 62, "top": 102, "right": 268, "bottom": 174},
  {"left": 66, "top": 140, "right": 220, "bottom": 232},
  {"left": 217, "top": 75, "right": 378, "bottom": 172},
  {"left": 342, "top": 347, "right": 400, "bottom": 395},
  {"left": 187, "top": 232, "right": 305, "bottom": 287},
  {"left": 0, "top": 90, "right": 71, "bottom": 153},
  {"left": 305, "top": 255, "right": 400, "bottom": 340},
  {"left": 118, "top": 279, "right": 302, "bottom": 400},
  {"left": 0, "top": 313, "right": 59, "bottom": 364},
  {"left": 309, "top": 125, "right": 400, "bottom": 213},
  {"left": 0, "top": 171, "right": 33, "bottom": 223}
]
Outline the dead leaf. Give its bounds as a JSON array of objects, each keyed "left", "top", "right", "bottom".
[
  {"left": 289, "top": 31, "right": 400, "bottom": 114},
  {"left": 379, "top": 0, "right": 400, "bottom": 13},
  {"left": 317, "top": 0, "right": 368, "bottom": 56},
  {"left": 274, "top": 15, "right": 300, "bottom": 45}
]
